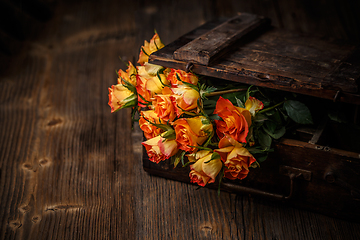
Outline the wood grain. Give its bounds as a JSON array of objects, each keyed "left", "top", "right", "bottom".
[
  {"left": 1, "top": 0, "right": 360, "bottom": 240},
  {"left": 173, "top": 13, "right": 270, "bottom": 65},
  {"left": 150, "top": 24, "right": 360, "bottom": 104}
]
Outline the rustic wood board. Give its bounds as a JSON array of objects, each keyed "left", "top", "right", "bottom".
[
  {"left": 173, "top": 13, "right": 270, "bottom": 65},
  {"left": 149, "top": 21, "right": 360, "bottom": 104},
  {"left": 1, "top": 1, "right": 360, "bottom": 240}
]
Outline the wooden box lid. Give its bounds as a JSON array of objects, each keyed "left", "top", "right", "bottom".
[{"left": 149, "top": 13, "right": 360, "bottom": 105}]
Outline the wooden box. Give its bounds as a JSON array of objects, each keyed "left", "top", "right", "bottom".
[{"left": 143, "top": 13, "right": 360, "bottom": 221}]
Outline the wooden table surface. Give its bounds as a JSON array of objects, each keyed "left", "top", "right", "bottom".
[{"left": 1, "top": 1, "right": 360, "bottom": 239}]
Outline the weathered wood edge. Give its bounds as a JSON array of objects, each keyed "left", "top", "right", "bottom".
[
  {"left": 149, "top": 55, "right": 360, "bottom": 105},
  {"left": 149, "top": 17, "right": 360, "bottom": 105},
  {"left": 173, "top": 13, "right": 271, "bottom": 65},
  {"left": 323, "top": 46, "right": 360, "bottom": 93}
]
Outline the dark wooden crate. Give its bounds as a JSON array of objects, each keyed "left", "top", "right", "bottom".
[{"left": 144, "top": 13, "right": 360, "bottom": 221}]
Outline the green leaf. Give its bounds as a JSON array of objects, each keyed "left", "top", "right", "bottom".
[
  {"left": 257, "top": 129, "right": 272, "bottom": 150},
  {"left": 141, "top": 47, "right": 150, "bottom": 57},
  {"left": 200, "top": 84, "right": 217, "bottom": 99},
  {"left": 246, "top": 85, "right": 253, "bottom": 100},
  {"left": 138, "top": 93, "right": 152, "bottom": 104},
  {"left": 273, "top": 127, "right": 286, "bottom": 139},
  {"left": 250, "top": 161, "right": 260, "bottom": 168},
  {"left": 120, "top": 76, "right": 137, "bottom": 93},
  {"left": 263, "top": 124, "right": 286, "bottom": 139},
  {"left": 180, "top": 151, "right": 186, "bottom": 166},
  {"left": 235, "top": 96, "right": 244, "bottom": 108},
  {"left": 157, "top": 71, "right": 171, "bottom": 87},
  {"left": 173, "top": 156, "right": 181, "bottom": 168},
  {"left": 203, "top": 99, "right": 217, "bottom": 108},
  {"left": 173, "top": 151, "right": 186, "bottom": 168},
  {"left": 205, "top": 152, "right": 221, "bottom": 163},
  {"left": 247, "top": 147, "right": 266, "bottom": 154},
  {"left": 267, "top": 110, "right": 283, "bottom": 125},
  {"left": 255, "top": 153, "right": 269, "bottom": 163},
  {"left": 121, "top": 94, "right": 138, "bottom": 109},
  {"left": 284, "top": 100, "right": 313, "bottom": 124},
  {"left": 221, "top": 92, "right": 246, "bottom": 106},
  {"left": 253, "top": 113, "right": 268, "bottom": 122},
  {"left": 182, "top": 161, "right": 194, "bottom": 167},
  {"left": 328, "top": 110, "right": 348, "bottom": 123},
  {"left": 264, "top": 121, "right": 276, "bottom": 134},
  {"left": 188, "top": 145, "right": 213, "bottom": 151},
  {"left": 209, "top": 114, "right": 221, "bottom": 120},
  {"left": 161, "top": 129, "right": 176, "bottom": 140},
  {"left": 142, "top": 117, "right": 173, "bottom": 132}
]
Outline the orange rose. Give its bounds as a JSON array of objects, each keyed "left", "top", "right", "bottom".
[
  {"left": 152, "top": 87, "right": 177, "bottom": 123},
  {"left": 215, "top": 135, "right": 256, "bottom": 180},
  {"left": 142, "top": 135, "right": 178, "bottom": 163},
  {"left": 173, "top": 116, "right": 213, "bottom": 153},
  {"left": 166, "top": 69, "right": 198, "bottom": 86},
  {"left": 171, "top": 84, "right": 200, "bottom": 116},
  {"left": 188, "top": 150, "right": 223, "bottom": 186},
  {"left": 136, "top": 72, "right": 151, "bottom": 107},
  {"left": 139, "top": 110, "right": 164, "bottom": 139},
  {"left": 136, "top": 65, "right": 169, "bottom": 107},
  {"left": 118, "top": 61, "right": 137, "bottom": 86},
  {"left": 138, "top": 33, "right": 164, "bottom": 65},
  {"left": 137, "top": 65, "right": 168, "bottom": 94},
  {"left": 108, "top": 84, "right": 137, "bottom": 113},
  {"left": 214, "top": 96, "right": 252, "bottom": 143}
]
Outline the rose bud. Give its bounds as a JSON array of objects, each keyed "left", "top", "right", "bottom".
[
  {"left": 142, "top": 134, "right": 178, "bottom": 164},
  {"left": 188, "top": 150, "right": 223, "bottom": 187},
  {"left": 138, "top": 33, "right": 164, "bottom": 65},
  {"left": 166, "top": 69, "right": 198, "bottom": 86},
  {"left": 245, "top": 96, "right": 264, "bottom": 116},
  {"left": 108, "top": 84, "right": 137, "bottom": 113}
]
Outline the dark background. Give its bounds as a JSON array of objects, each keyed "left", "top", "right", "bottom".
[{"left": 1, "top": 0, "right": 360, "bottom": 65}]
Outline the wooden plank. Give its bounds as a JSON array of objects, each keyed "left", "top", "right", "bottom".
[
  {"left": 173, "top": 13, "right": 270, "bottom": 65},
  {"left": 150, "top": 53, "right": 360, "bottom": 105},
  {"left": 0, "top": 44, "right": 138, "bottom": 239},
  {"left": 323, "top": 47, "right": 360, "bottom": 92},
  {"left": 150, "top": 22, "right": 360, "bottom": 104}
]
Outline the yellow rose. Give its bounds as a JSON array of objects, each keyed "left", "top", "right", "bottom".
[
  {"left": 215, "top": 135, "right": 256, "bottom": 180},
  {"left": 137, "top": 65, "right": 169, "bottom": 95},
  {"left": 188, "top": 150, "right": 223, "bottom": 186},
  {"left": 108, "top": 84, "right": 137, "bottom": 113},
  {"left": 245, "top": 96, "right": 264, "bottom": 116},
  {"left": 152, "top": 87, "right": 177, "bottom": 123},
  {"left": 138, "top": 33, "right": 164, "bottom": 65},
  {"left": 139, "top": 110, "right": 164, "bottom": 139},
  {"left": 142, "top": 135, "right": 178, "bottom": 164},
  {"left": 167, "top": 69, "right": 198, "bottom": 86},
  {"left": 171, "top": 84, "right": 200, "bottom": 117},
  {"left": 173, "top": 116, "right": 213, "bottom": 153},
  {"left": 118, "top": 61, "right": 137, "bottom": 86}
]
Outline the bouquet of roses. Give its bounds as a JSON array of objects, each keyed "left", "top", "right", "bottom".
[{"left": 108, "top": 33, "right": 313, "bottom": 190}]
